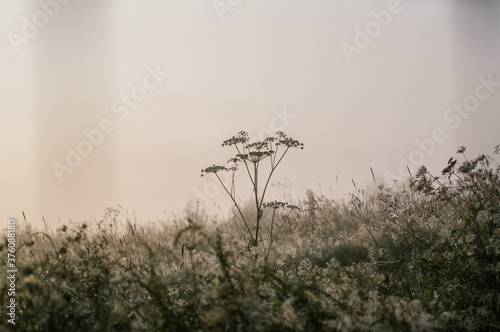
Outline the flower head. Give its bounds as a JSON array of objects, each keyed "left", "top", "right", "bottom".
[
  {"left": 222, "top": 131, "right": 249, "bottom": 147},
  {"left": 201, "top": 165, "right": 228, "bottom": 177},
  {"left": 263, "top": 200, "right": 300, "bottom": 210},
  {"left": 277, "top": 134, "right": 304, "bottom": 149},
  {"left": 248, "top": 150, "right": 273, "bottom": 163}
]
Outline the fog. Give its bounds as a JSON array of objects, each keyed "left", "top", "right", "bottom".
[{"left": 1, "top": 0, "right": 498, "bottom": 227}]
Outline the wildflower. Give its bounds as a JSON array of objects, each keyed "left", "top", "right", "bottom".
[
  {"left": 263, "top": 201, "right": 287, "bottom": 209},
  {"left": 263, "top": 201, "right": 300, "bottom": 210},
  {"left": 202, "top": 130, "right": 304, "bottom": 259},
  {"left": 222, "top": 131, "right": 249, "bottom": 146},
  {"left": 201, "top": 165, "right": 228, "bottom": 177},
  {"left": 442, "top": 158, "right": 457, "bottom": 176},
  {"left": 277, "top": 136, "right": 304, "bottom": 149},
  {"left": 276, "top": 131, "right": 286, "bottom": 138},
  {"left": 247, "top": 150, "right": 273, "bottom": 163},
  {"left": 416, "top": 166, "right": 427, "bottom": 178}
]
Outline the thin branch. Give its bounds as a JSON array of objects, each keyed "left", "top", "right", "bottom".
[
  {"left": 259, "top": 147, "right": 290, "bottom": 210},
  {"left": 265, "top": 209, "right": 277, "bottom": 263},
  {"left": 235, "top": 144, "right": 255, "bottom": 187},
  {"left": 214, "top": 173, "right": 254, "bottom": 240}
]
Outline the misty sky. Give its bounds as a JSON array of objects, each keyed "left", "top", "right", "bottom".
[{"left": 1, "top": 0, "right": 499, "bottom": 227}]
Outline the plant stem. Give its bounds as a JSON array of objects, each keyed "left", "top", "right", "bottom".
[
  {"left": 265, "top": 209, "right": 276, "bottom": 264},
  {"left": 215, "top": 173, "right": 254, "bottom": 241},
  {"left": 253, "top": 162, "right": 260, "bottom": 261},
  {"left": 259, "top": 147, "right": 290, "bottom": 210}
]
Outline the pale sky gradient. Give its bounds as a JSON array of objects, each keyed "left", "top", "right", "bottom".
[{"left": 1, "top": 0, "right": 499, "bottom": 228}]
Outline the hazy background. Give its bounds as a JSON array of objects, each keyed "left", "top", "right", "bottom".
[{"left": 1, "top": 0, "right": 499, "bottom": 228}]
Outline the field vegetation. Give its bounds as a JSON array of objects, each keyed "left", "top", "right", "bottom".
[{"left": 1, "top": 140, "right": 500, "bottom": 331}]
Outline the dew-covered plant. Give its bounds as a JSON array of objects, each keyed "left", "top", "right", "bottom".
[
  {"left": 373, "top": 146, "right": 500, "bottom": 330},
  {"left": 3, "top": 145, "right": 500, "bottom": 331},
  {"left": 201, "top": 131, "right": 303, "bottom": 259},
  {"left": 262, "top": 200, "right": 299, "bottom": 263}
]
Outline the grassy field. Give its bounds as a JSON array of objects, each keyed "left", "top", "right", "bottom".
[{"left": 2, "top": 148, "right": 500, "bottom": 331}]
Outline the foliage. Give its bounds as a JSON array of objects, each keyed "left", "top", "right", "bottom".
[{"left": 1, "top": 146, "right": 499, "bottom": 331}]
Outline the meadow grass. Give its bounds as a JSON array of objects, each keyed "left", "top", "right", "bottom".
[{"left": 1, "top": 147, "right": 500, "bottom": 331}]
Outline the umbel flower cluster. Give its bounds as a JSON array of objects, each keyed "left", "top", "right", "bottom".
[
  {"left": 202, "top": 131, "right": 303, "bottom": 177},
  {"left": 263, "top": 200, "right": 299, "bottom": 210}
]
